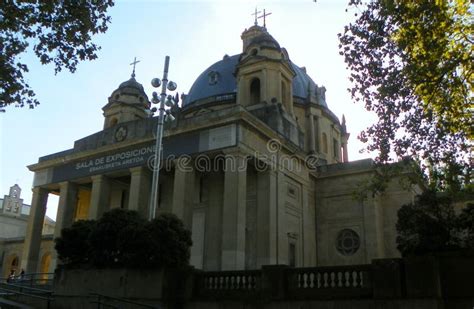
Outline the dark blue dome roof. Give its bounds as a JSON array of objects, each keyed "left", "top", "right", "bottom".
[{"left": 183, "top": 54, "right": 326, "bottom": 107}]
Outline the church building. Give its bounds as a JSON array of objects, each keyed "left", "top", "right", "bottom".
[
  {"left": 19, "top": 23, "right": 419, "bottom": 274},
  {"left": 0, "top": 184, "right": 55, "bottom": 277}
]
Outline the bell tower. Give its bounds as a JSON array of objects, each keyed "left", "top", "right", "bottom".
[
  {"left": 236, "top": 25, "right": 296, "bottom": 115},
  {"left": 102, "top": 59, "right": 151, "bottom": 129}
]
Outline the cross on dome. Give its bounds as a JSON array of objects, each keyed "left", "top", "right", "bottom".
[
  {"left": 130, "top": 57, "right": 140, "bottom": 78},
  {"left": 251, "top": 7, "right": 262, "bottom": 26},
  {"left": 258, "top": 9, "right": 272, "bottom": 28}
]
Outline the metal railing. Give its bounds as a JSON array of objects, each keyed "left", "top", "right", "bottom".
[
  {"left": 2, "top": 272, "right": 54, "bottom": 287},
  {"left": 90, "top": 293, "right": 160, "bottom": 309},
  {"left": 0, "top": 281, "right": 54, "bottom": 308}
]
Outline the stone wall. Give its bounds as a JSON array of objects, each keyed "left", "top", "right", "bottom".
[
  {"left": 44, "top": 255, "right": 474, "bottom": 309},
  {"left": 0, "top": 236, "right": 54, "bottom": 277},
  {"left": 315, "top": 161, "right": 420, "bottom": 266}
]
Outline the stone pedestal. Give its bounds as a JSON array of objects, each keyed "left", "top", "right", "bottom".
[
  {"left": 372, "top": 258, "right": 404, "bottom": 299},
  {"left": 261, "top": 265, "right": 290, "bottom": 301}
]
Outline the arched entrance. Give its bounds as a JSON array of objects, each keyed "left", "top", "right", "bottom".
[
  {"left": 39, "top": 253, "right": 52, "bottom": 280},
  {"left": 3, "top": 254, "right": 19, "bottom": 278}
]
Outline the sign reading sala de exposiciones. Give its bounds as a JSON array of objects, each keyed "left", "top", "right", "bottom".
[
  {"left": 74, "top": 145, "right": 155, "bottom": 174},
  {"left": 32, "top": 124, "right": 237, "bottom": 186}
]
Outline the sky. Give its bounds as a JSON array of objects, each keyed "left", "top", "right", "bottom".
[{"left": 0, "top": 0, "right": 376, "bottom": 220}]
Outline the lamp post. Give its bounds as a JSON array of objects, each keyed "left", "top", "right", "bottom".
[{"left": 149, "top": 56, "right": 178, "bottom": 220}]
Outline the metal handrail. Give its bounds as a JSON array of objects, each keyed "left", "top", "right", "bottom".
[
  {"left": 90, "top": 293, "right": 160, "bottom": 308},
  {"left": 0, "top": 286, "right": 52, "bottom": 300},
  {"left": 2, "top": 282, "right": 52, "bottom": 293}
]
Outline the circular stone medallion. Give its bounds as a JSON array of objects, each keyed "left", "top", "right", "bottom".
[
  {"left": 114, "top": 125, "right": 128, "bottom": 142},
  {"left": 336, "top": 229, "right": 360, "bottom": 256}
]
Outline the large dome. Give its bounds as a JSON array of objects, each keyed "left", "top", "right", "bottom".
[{"left": 183, "top": 54, "right": 326, "bottom": 108}]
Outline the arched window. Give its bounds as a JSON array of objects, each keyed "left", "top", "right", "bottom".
[
  {"left": 322, "top": 133, "right": 328, "bottom": 154},
  {"left": 40, "top": 253, "right": 52, "bottom": 280},
  {"left": 250, "top": 78, "right": 261, "bottom": 105},
  {"left": 11, "top": 256, "right": 19, "bottom": 270}
]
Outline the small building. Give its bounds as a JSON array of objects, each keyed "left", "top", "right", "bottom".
[{"left": 0, "top": 184, "right": 55, "bottom": 277}]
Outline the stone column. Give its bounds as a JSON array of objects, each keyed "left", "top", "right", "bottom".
[
  {"left": 52, "top": 182, "right": 78, "bottom": 269},
  {"left": 172, "top": 158, "right": 195, "bottom": 229},
  {"left": 342, "top": 142, "right": 349, "bottom": 163},
  {"left": 221, "top": 153, "right": 247, "bottom": 270},
  {"left": 22, "top": 187, "right": 48, "bottom": 273},
  {"left": 89, "top": 175, "right": 111, "bottom": 219},
  {"left": 128, "top": 167, "right": 151, "bottom": 219},
  {"left": 54, "top": 182, "right": 78, "bottom": 239}
]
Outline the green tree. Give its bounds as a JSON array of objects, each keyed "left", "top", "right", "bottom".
[
  {"left": 339, "top": 0, "right": 473, "bottom": 190},
  {"left": 55, "top": 220, "right": 96, "bottom": 267},
  {"left": 0, "top": 1, "right": 114, "bottom": 111},
  {"left": 89, "top": 208, "right": 145, "bottom": 267},
  {"left": 146, "top": 213, "right": 193, "bottom": 268},
  {"left": 396, "top": 190, "right": 474, "bottom": 256},
  {"left": 458, "top": 203, "right": 474, "bottom": 248}
]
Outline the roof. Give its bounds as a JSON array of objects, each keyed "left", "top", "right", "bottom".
[{"left": 183, "top": 54, "right": 326, "bottom": 108}]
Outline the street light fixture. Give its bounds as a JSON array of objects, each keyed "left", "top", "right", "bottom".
[{"left": 148, "top": 56, "right": 179, "bottom": 220}]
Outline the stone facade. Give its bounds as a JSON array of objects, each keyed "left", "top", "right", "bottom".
[{"left": 19, "top": 24, "right": 418, "bottom": 273}]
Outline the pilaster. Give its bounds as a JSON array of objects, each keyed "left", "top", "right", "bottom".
[
  {"left": 172, "top": 158, "right": 195, "bottom": 229},
  {"left": 221, "top": 153, "right": 247, "bottom": 270},
  {"left": 256, "top": 168, "right": 278, "bottom": 267}
]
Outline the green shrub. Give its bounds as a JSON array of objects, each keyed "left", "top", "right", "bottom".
[
  {"left": 55, "top": 209, "right": 192, "bottom": 269},
  {"left": 89, "top": 208, "right": 145, "bottom": 267},
  {"left": 55, "top": 220, "right": 96, "bottom": 266},
  {"left": 146, "top": 213, "right": 193, "bottom": 268}
]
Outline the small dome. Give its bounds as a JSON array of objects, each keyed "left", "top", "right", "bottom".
[
  {"left": 118, "top": 77, "right": 145, "bottom": 92},
  {"left": 105, "top": 76, "right": 150, "bottom": 109},
  {"left": 248, "top": 32, "right": 280, "bottom": 50}
]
